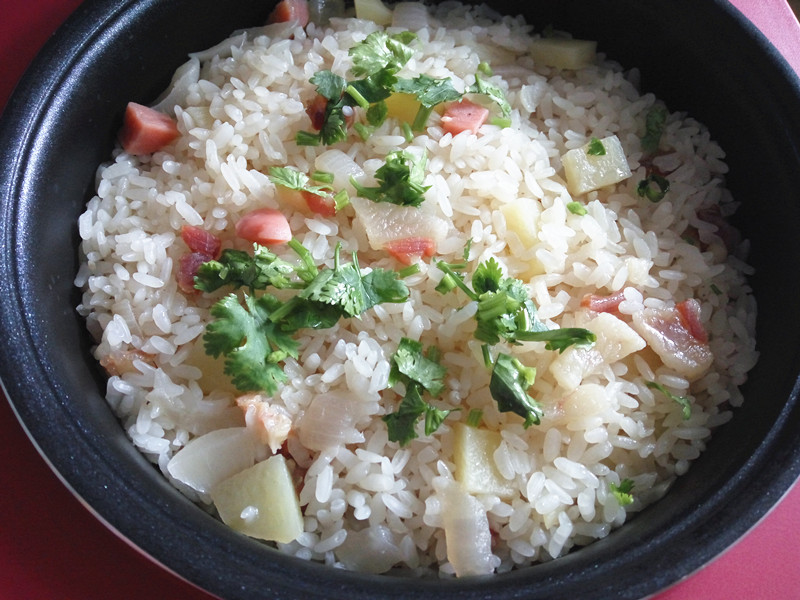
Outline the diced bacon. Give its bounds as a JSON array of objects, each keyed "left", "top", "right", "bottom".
[
  {"left": 440, "top": 99, "right": 490, "bottom": 135},
  {"left": 177, "top": 251, "right": 213, "bottom": 294},
  {"left": 631, "top": 302, "right": 713, "bottom": 380},
  {"left": 581, "top": 290, "right": 626, "bottom": 314},
  {"left": 301, "top": 190, "right": 336, "bottom": 217},
  {"left": 268, "top": 0, "right": 309, "bottom": 26},
  {"left": 384, "top": 236, "right": 437, "bottom": 265},
  {"left": 676, "top": 298, "right": 708, "bottom": 343},
  {"left": 181, "top": 225, "right": 221, "bottom": 258},
  {"left": 119, "top": 102, "right": 180, "bottom": 155},
  {"left": 235, "top": 207, "right": 292, "bottom": 246},
  {"left": 237, "top": 393, "right": 293, "bottom": 454},
  {"left": 306, "top": 94, "right": 329, "bottom": 131}
]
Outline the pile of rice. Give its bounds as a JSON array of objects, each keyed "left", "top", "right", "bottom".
[{"left": 75, "top": 1, "right": 758, "bottom": 576}]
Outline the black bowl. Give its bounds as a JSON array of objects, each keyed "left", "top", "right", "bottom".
[{"left": 1, "top": 1, "right": 799, "bottom": 598}]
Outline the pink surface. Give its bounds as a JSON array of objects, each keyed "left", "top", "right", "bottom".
[{"left": 1, "top": 1, "right": 798, "bottom": 599}]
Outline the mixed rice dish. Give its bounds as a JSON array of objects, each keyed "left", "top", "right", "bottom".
[{"left": 75, "top": 0, "right": 759, "bottom": 577}]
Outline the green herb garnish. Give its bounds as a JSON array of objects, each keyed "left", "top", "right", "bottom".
[
  {"left": 647, "top": 381, "right": 692, "bottom": 420},
  {"left": 587, "top": 137, "right": 606, "bottom": 156},
  {"left": 383, "top": 337, "right": 454, "bottom": 445},
  {"left": 351, "top": 149, "right": 430, "bottom": 206},
  {"left": 610, "top": 479, "right": 635, "bottom": 506},
  {"left": 489, "top": 352, "right": 543, "bottom": 427},
  {"left": 637, "top": 173, "right": 670, "bottom": 202},
  {"left": 567, "top": 201, "right": 587, "bottom": 215},
  {"left": 198, "top": 241, "right": 410, "bottom": 394},
  {"left": 641, "top": 105, "right": 668, "bottom": 154},
  {"left": 436, "top": 257, "right": 595, "bottom": 427}
]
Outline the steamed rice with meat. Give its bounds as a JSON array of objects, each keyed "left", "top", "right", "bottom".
[{"left": 75, "top": 0, "right": 758, "bottom": 576}]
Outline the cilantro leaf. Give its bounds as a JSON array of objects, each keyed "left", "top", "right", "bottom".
[
  {"left": 646, "top": 381, "right": 692, "bottom": 419},
  {"left": 194, "top": 245, "right": 303, "bottom": 293},
  {"left": 469, "top": 72, "right": 511, "bottom": 119},
  {"left": 393, "top": 74, "right": 463, "bottom": 130},
  {"left": 515, "top": 327, "right": 598, "bottom": 353},
  {"left": 389, "top": 337, "right": 447, "bottom": 397},
  {"left": 641, "top": 105, "right": 668, "bottom": 154},
  {"left": 268, "top": 166, "right": 334, "bottom": 197},
  {"left": 203, "top": 293, "right": 299, "bottom": 394},
  {"left": 299, "top": 244, "right": 410, "bottom": 318},
  {"left": 351, "top": 150, "right": 430, "bottom": 206},
  {"left": 587, "top": 137, "right": 606, "bottom": 156},
  {"left": 310, "top": 70, "right": 347, "bottom": 101},
  {"left": 637, "top": 173, "right": 670, "bottom": 202},
  {"left": 609, "top": 479, "right": 635, "bottom": 506},
  {"left": 349, "top": 31, "right": 417, "bottom": 78},
  {"left": 383, "top": 338, "right": 453, "bottom": 446},
  {"left": 489, "top": 352, "right": 542, "bottom": 427}
]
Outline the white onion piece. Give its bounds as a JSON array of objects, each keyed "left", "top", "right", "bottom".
[
  {"left": 441, "top": 481, "right": 495, "bottom": 576},
  {"left": 314, "top": 149, "right": 365, "bottom": 196},
  {"left": 350, "top": 196, "right": 448, "bottom": 251},
  {"left": 391, "top": 2, "right": 431, "bottom": 30},
  {"left": 297, "top": 393, "right": 363, "bottom": 452},
  {"left": 336, "top": 524, "right": 404, "bottom": 573},
  {"left": 150, "top": 57, "right": 200, "bottom": 117},
  {"left": 166, "top": 427, "right": 260, "bottom": 494}
]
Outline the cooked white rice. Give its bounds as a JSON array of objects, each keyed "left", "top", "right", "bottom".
[{"left": 75, "top": 1, "right": 758, "bottom": 576}]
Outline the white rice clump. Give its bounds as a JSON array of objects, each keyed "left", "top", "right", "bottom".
[{"left": 75, "top": 1, "right": 758, "bottom": 576}]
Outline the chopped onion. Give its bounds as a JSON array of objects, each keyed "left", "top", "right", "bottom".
[
  {"left": 314, "top": 149, "right": 365, "bottom": 196},
  {"left": 336, "top": 524, "right": 404, "bottom": 573},
  {"left": 166, "top": 427, "right": 261, "bottom": 493},
  {"left": 297, "top": 392, "right": 362, "bottom": 451}
]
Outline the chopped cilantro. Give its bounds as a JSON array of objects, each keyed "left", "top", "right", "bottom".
[
  {"left": 203, "top": 293, "right": 299, "bottom": 394},
  {"left": 350, "top": 149, "right": 430, "bottom": 206},
  {"left": 311, "top": 170, "right": 334, "bottom": 184},
  {"left": 637, "top": 173, "right": 670, "bottom": 202},
  {"left": 383, "top": 337, "right": 454, "bottom": 445},
  {"left": 198, "top": 241, "right": 410, "bottom": 394},
  {"left": 435, "top": 257, "right": 595, "bottom": 427},
  {"left": 567, "top": 201, "right": 587, "bottom": 215},
  {"left": 466, "top": 408, "right": 484, "bottom": 427},
  {"left": 269, "top": 166, "right": 334, "bottom": 196},
  {"left": 394, "top": 74, "right": 463, "bottom": 130},
  {"left": 587, "top": 137, "right": 606, "bottom": 156},
  {"left": 389, "top": 337, "right": 448, "bottom": 397},
  {"left": 489, "top": 352, "right": 543, "bottom": 428},
  {"left": 469, "top": 72, "right": 511, "bottom": 119},
  {"left": 609, "top": 479, "right": 635, "bottom": 506},
  {"left": 349, "top": 31, "right": 417, "bottom": 78},
  {"left": 647, "top": 381, "right": 692, "bottom": 420},
  {"left": 641, "top": 105, "right": 668, "bottom": 154}
]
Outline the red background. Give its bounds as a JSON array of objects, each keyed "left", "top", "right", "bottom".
[{"left": 1, "top": 2, "right": 799, "bottom": 599}]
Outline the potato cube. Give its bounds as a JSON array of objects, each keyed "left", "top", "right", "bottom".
[
  {"left": 530, "top": 37, "right": 597, "bottom": 70},
  {"left": 210, "top": 454, "right": 304, "bottom": 544},
  {"left": 562, "top": 135, "right": 632, "bottom": 195},
  {"left": 354, "top": 0, "right": 393, "bottom": 26},
  {"left": 453, "top": 423, "right": 515, "bottom": 498}
]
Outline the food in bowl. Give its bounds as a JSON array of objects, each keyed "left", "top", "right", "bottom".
[{"left": 75, "top": 0, "right": 758, "bottom": 577}]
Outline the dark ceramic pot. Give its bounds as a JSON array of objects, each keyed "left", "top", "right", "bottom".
[{"left": 1, "top": 1, "right": 799, "bottom": 598}]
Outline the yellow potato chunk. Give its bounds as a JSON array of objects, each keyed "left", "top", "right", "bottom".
[
  {"left": 384, "top": 92, "right": 422, "bottom": 124},
  {"left": 453, "top": 423, "right": 515, "bottom": 498},
  {"left": 500, "top": 197, "right": 541, "bottom": 248},
  {"left": 210, "top": 454, "right": 304, "bottom": 544},
  {"left": 562, "top": 134, "right": 632, "bottom": 196},
  {"left": 186, "top": 340, "right": 237, "bottom": 395},
  {"left": 530, "top": 37, "right": 597, "bottom": 70},
  {"left": 354, "top": 0, "right": 393, "bottom": 26}
]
